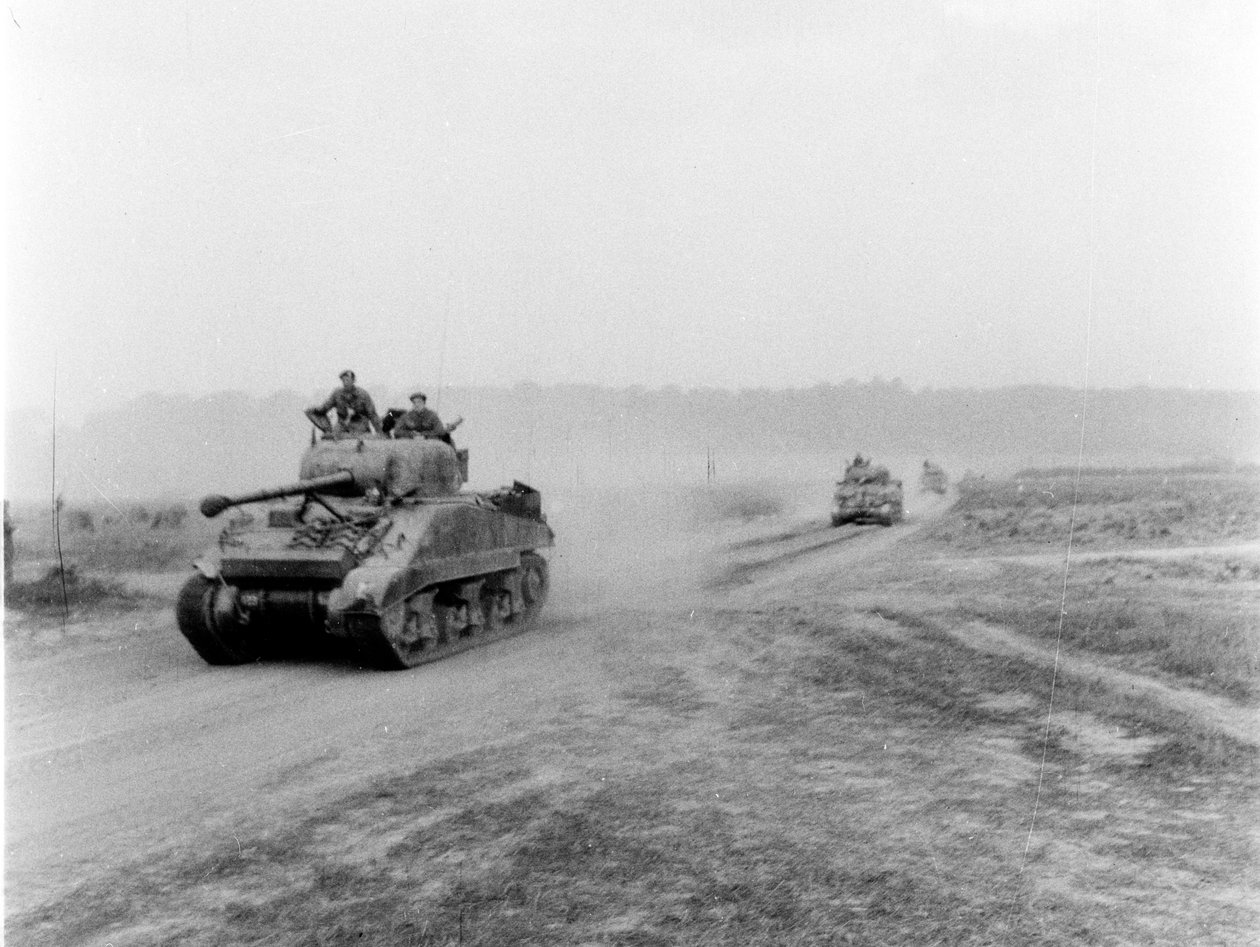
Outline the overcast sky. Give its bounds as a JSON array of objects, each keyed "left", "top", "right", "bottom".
[{"left": 6, "top": 1, "right": 1257, "bottom": 423}]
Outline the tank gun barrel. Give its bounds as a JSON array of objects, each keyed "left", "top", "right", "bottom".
[{"left": 199, "top": 470, "right": 356, "bottom": 518}]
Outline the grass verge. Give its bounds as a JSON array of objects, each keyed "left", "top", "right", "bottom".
[{"left": 4, "top": 565, "right": 149, "bottom": 615}]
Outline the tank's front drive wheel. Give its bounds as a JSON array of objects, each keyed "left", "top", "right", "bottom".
[{"left": 176, "top": 574, "right": 260, "bottom": 665}]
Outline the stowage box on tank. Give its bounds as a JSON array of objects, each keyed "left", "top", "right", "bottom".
[{"left": 178, "top": 435, "right": 554, "bottom": 670}]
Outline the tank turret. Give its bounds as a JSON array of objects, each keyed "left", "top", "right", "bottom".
[{"left": 176, "top": 433, "right": 553, "bottom": 670}]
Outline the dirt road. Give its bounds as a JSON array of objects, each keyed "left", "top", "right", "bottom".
[
  {"left": 5, "top": 487, "right": 927, "bottom": 914},
  {"left": 6, "top": 586, "right": 617, "bottom": 913}
]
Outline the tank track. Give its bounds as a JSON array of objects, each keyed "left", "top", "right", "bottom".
[
  {"left": 176, "top": 553, "right": 550, "bottom": 671},
  {"left": 360, "top": 552, "right": 550, "bottom": 670}
]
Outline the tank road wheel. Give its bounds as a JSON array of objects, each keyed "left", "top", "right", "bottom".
[
  {"left": 372, "top": 592, "right": 440, "bottom": 670},
  {"left": 480, "top": 580, "right": 513, "bottom": 634},
  {"left": 455, "top": 580, "right": 485, "bottom": 638},
  {"left": 366, "top": 560, "right": 549, "bottom": 671},
  {"left": 176, "top": 574, "right": 260, "bottom": 665}
]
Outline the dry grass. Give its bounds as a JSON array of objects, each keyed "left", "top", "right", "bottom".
[
  {"left": 8, "top": 500, "right": 217, "bottom": 575},
  {"left": 10, "top": 710, "right": 1069, "bottom": 947},
  {"left": 915, "top": 469, "right": 1260, "bottom": 702},
  {"left": 4, "top": 564, "right": 149, "bottom": 615},
  {"left": 923, "top": 469, "right": 1260, "bottom": 551},
  {"left": 948, "top": 561, "right": 1260, "bottom": 702}
]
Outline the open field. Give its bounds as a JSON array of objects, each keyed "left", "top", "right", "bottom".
[
  {"left": 5, "top": 468, "right": 1258, "bottom": 945},
  {"left": 922, "top": 468, "right": 1260, "bottom": 552}
]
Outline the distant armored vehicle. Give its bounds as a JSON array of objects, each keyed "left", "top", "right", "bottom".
[
  {"left": 831, "top": 455, "right": 904, "bottom": 527},
  {"left": 919, "top": 460, "right": 948, "bottom": 495},
  {"left": 178, "top": 433, "right": 554, "bottom": 670}
]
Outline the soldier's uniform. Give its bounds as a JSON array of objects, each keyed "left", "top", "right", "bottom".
[
  {"left": 392, "top": 406, "right": 445, "bottom": 438},
  {"left": 393, "top": 391, "right": 460, "bottom": 445},
  {"left": 308, "top": 385, "right": 380, "bottom": 435}
]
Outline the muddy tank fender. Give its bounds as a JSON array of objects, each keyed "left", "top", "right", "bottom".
[
  {"left": 325, "top": 565, "right": 400, "bottom": 637},
  {"left": 192, "top": 557, "right": 221, "bottom": 581}
]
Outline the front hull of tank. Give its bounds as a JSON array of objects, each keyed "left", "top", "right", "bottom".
[{"left": 830, "top": 485, "right": 905, "bottom": 528}]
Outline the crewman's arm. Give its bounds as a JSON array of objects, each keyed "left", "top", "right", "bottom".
[{"left": 360, "top": 393, "right": 382, "bottom": 433}]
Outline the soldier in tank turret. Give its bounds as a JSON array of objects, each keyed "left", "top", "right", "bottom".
[
  {"left": 391, "top": 391, "right": 462, "bottom": 445},
  {"left": 305, "top": 370, "right": 381, "bottom": 436}
]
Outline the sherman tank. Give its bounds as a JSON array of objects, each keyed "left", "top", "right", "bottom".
[
  {"left": 919, "top": 460, "right": 949, "bottom": 495},
  {"left": 831, "top": 456, "right": 904, "bottom": 527},
  {"left": 177, "top": 434, "right": 554, "bottom": 670}
]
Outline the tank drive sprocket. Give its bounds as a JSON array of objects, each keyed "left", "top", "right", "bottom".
[{"left": 176, "top": 573, "right": 261, "bottom": 665}]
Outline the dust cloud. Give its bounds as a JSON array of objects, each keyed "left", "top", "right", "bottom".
[{"left": 542, "top": 477, "right": 829, "bottom": 614}]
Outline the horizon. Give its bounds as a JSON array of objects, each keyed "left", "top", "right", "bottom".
[
  {"left": 5, "top": 383, "right": 1255, "bottom": 503},
  {"left": 8, "top": 376, "right": 1260, "bottom": 429}
]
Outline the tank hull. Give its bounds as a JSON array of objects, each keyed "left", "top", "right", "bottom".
[
  {"left": 919, "top": 465, "right": 949, "bottom": 495},
  {"left": 830, "top": 480, "right": 904, "bottom": 527}
]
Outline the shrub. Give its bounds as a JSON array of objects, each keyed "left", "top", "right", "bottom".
[
  {"left": 4, "top": 565, "right": 145, "bottom": 613},
  {"left": 70, "top": 509, "right": 96, "bottom": 533}
]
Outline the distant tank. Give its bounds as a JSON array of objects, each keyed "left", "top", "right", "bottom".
[
  {"left": 831, "top": 455, "right": 904, "bottom": 527},
  {"left": 177, "top": 434, "right": 554, "bottom": 670},
  {"left": 919, "top": 460, "right": 948, "bottom": 495}
]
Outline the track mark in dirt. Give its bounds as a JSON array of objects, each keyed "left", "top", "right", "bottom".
[
  {"left": 709, "top": 523, "right": 867, "bottom": 589},
  {"left": 951, "top": 620, "right": 1259, "bottom": 747},
  {"left": 716, "top": 494, "right": 957, "bottom": 601},
  {"left": 727, "top": 521, "right": 831, "bottom": 551},
  {"left": 1048, "top": 710, "right": 1164, "bottom": 761}
]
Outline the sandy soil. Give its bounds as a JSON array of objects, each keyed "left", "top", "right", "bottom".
[
  {"left": 6, "top": 580, "right": 624, "bottom": 914},
  {"left": 4, "top": 483, "right": 1255, "bottom": 942}
]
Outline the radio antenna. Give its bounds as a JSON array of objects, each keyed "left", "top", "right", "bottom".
[
  {"left": 51, "top": 356, "right": 69, "bottom": 624},
  {"left": 435, "top": 264, "right": 453, "bottom": 413}
]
